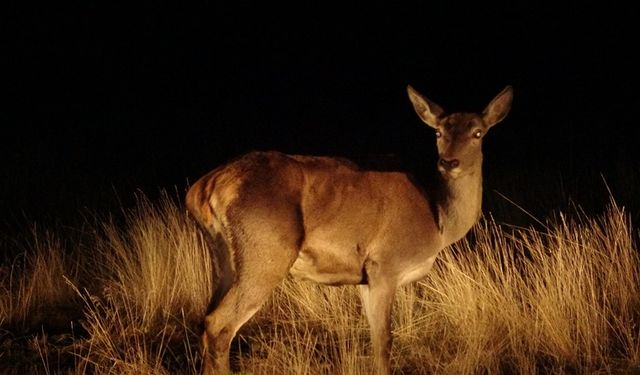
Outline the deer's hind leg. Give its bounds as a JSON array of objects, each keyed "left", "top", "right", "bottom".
[{"left": 201, "top": 208, "right": 303, "bottom": 374}]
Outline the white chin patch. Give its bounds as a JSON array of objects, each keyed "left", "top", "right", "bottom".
[{"left": 439, "top": 166, "right": 462, "bottom": 178}]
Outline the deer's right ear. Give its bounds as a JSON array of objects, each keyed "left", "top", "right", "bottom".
[{"left": 407, "top": 85, "right": 444, "bottom": 129}]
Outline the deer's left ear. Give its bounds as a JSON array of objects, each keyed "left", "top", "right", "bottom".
[{"left": 482, "top": 86, "right": 513, "bottom": 128}]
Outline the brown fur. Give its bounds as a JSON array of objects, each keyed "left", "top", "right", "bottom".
[{"left": 187, "top": 85, "right": 513, "bottom": 374}]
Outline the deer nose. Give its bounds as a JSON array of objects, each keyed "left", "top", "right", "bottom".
[{"left": 439, "top": 158, "right": 460, "bottom": 170}]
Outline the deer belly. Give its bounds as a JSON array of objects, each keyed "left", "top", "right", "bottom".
[{"left": 289, "top": 245, "right": 366, "bottom": 285}]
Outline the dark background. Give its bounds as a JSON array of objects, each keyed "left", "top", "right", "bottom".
[{"left": 2, "top": 3, "right": 639, "bottom": 236}]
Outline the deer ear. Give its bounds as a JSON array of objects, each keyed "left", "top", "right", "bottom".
[
  {"left": 407, "top": 85, "right": 444, "bottom": 129},
  {"left": 482, "top": 85, "right": 513, "bottom": 128}
]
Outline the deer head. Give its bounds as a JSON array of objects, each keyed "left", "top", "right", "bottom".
[{"left": 407, "top": 85, "right": 513, "bottom": 179}]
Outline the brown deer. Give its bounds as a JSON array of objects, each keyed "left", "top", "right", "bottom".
[{"left": 186, "top": 84, "right": 513, "bottom": 374}]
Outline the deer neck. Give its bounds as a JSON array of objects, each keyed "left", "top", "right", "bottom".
[{"left": 437, "top": 160, "right": 483, "bottom": 246}]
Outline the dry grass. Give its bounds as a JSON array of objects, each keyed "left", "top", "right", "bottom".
[{"left": 1, "top": 194, "right": 639, "bottom": 374}]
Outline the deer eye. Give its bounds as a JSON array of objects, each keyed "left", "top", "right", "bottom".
[
  {"left": 435, "top": 130, "right": 442, "bottom": 138},
  {"left": 473, "top": 130, "right": 482, "bottom": 138}
]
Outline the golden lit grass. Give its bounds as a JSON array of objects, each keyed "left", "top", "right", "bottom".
[
  {"left": 398, "top": 205, "right": 640, "bottom": 374},
  {"left": 0, "top": 194, "right": 212, "bottom": 374},
  {"left": 0, "top": 230, "right": 81, "bottom": 332},
  {"left": 1, "top": 195, "right": 639, "bottom": 374},
  {"left": 71, "top": 193, "right": 213, "bottom": 374}
]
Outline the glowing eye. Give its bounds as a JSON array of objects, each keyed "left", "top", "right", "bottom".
[
  {"left": 435, "top": 130, "right": 442, "bottom": 138},
  {"left": 473, "top": 130, "right": 482, "bottom": 138}
]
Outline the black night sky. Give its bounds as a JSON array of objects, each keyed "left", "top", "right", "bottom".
[{"left": 2, "top": 3, "right": 639, "bottom": 235}]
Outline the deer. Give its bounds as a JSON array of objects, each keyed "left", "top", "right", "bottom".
[{"left": 186, "top": 84, "right": 513, "bottom": 374}]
